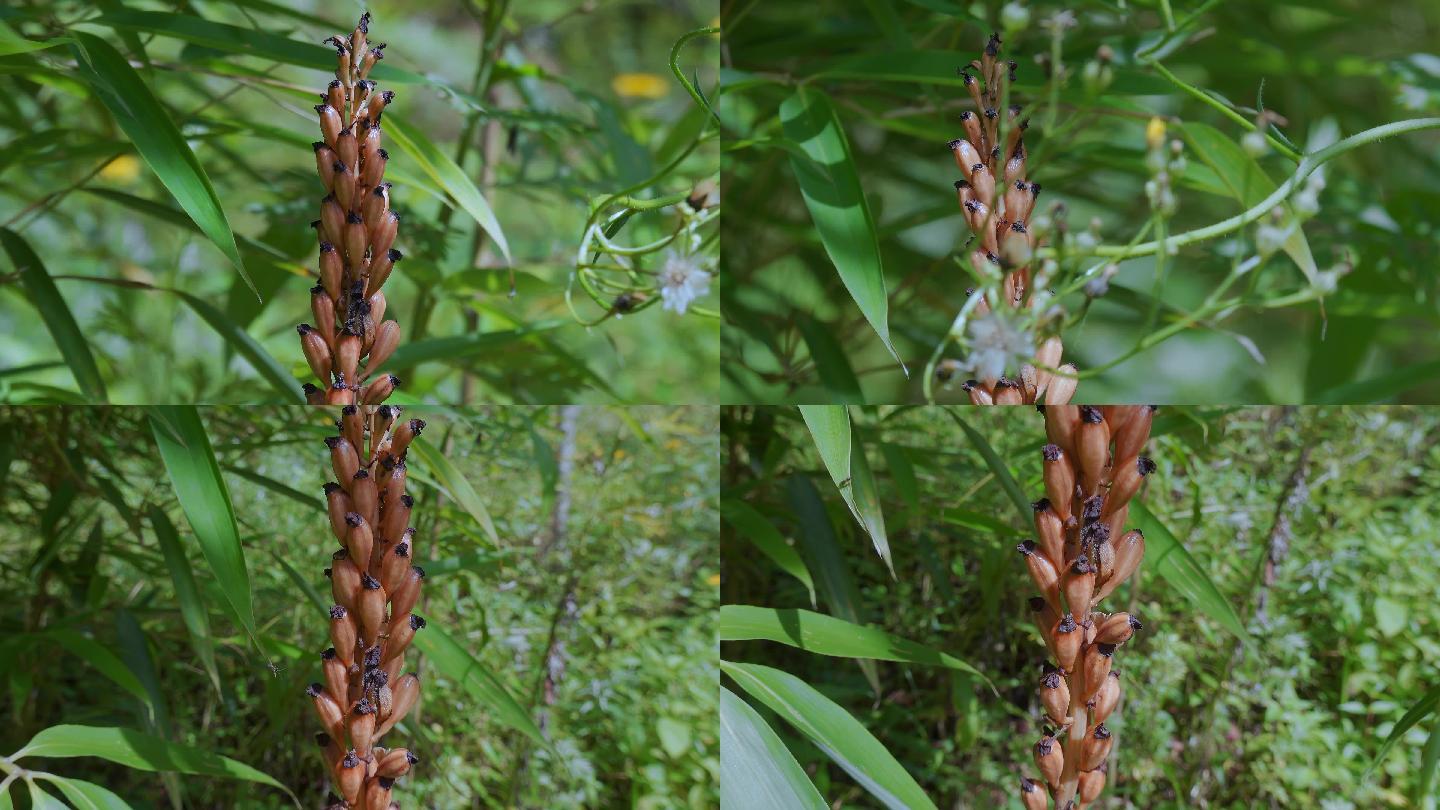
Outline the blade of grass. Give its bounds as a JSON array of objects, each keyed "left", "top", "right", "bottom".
[
  {"left": 0, "top": 228, "right": 107, "bottom": 401},
  {"left": 147, "top": 506, "right": 221, "bottom": 696}
]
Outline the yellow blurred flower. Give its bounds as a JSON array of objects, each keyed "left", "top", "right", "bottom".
[
  {"left": 100, "top": 154, "right": 141, "bottom": 183},
  {"left": 613, "top": 448, "right": 627, "bottom": 460},
  {"left": 1145, "top": 117, "right": 1167, "bottom": 150},
  {"left": 612, "top": 72, "right": 668, "bottom": 100},
  {"left": 706, "top": 573, "right": 720, "bottom": 586}
]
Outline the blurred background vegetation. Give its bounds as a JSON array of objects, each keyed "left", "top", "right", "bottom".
[
  {"left": 0, "top": 0, "right": 718, "bottom": 405},
  {"left": 0, "top": 404, "right": 718, "bottom": 808},
  {"left": 721, "top": 0, "right": 1440, "bottom": 404},
  {"left": 721, "top": 405, "right": 1440, "bottom": 807}
]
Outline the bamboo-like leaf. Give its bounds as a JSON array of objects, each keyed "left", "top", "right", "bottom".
[
  {"left": 26, "top": 784, "right": 65, "bottom": 810},
  {"left": 148, "top": 407, "right": 256, "bottom": 637},
  {"left": 147, "top": 506, "right": 221, "bottom": 696},
  {"left": 799, "top": 406, "right": 891, "bottom": 572},
  {"left": 0, "top": 21, "right": 68, "bottom": 55},
  {"left": 407, "top": 437, "right": 499, "bottom": 544},
  {"left": 722, "top": 662, "right": 936, "bottom": 810},
  {"left": 0, "top": 228, "right": 107, "bottom": 401},
  {"left": 412, "top": 626, "right": 546, "bottom": 747},
  {"left": 69, "top": 32, "right": 253, "bottom": 296},
  {"left": 171, "top": 290, "right": 301, "bottom": 402},
  {"left": 721, "top": 606, "right": 989, "bottom": 684},
  {"left": 43, "top": 630, "right": 151, "bottom": 709},
  {"left": 1367, "top": 684, "right": 1440, "bottom": 780},
  {"left": 271, "top": 549, "right": 327, "bottom": 614},
  {"left": 722, "top": 498, "right": 816, "bottom": 606},
  {"left": 1128, "top": 500, "right": 1248, "bottom": 640},
  {"left": 796, "top": 314, "right": 864, "bottom": 403},
  {"left": 12, "top": 726, "right": 290, "bottom": 795},
  {"left": 720, "top": 686, "right": 828, "bottom": 810},
  {"left": 386, "top": 116, "right": 511, "bottom": 264},
  {"left": 945, "top": 408, "right": 1030, "bottom": 524},
  {"left": 779, "top": 87, "right": 900, "bottom": 366},
  {"left": 47, "top": 777, "right": 133, "bottom": 810},
  {"left": 378, "top": 321, "right": 571, "bottom": 374}
]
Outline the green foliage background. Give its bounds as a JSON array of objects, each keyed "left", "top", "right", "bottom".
[
  {"left": 0, "top": 405, "right": 718, "bottom": 808},
  {"left": 0, "top": 0, "right": 718, "bottom": 405},
  {"left": 721, "top": 405, "right": 1440, "bottom": 807},
  {"left": 721, "top": 0, "right": 1440, "bottom": 404}
]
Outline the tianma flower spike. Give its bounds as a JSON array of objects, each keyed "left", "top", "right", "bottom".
[
  {"left": 311, "top": 404, "right": 428, "bottom": 808},
  {"left": 299, "top": 12, "right": 405, "bottom": 407},
  {"left": 943, "top": 34, "right": 1076, "bottom": 406},
  {"left": 1018, "top": 405, "right": 1155, "bottom": 809}
]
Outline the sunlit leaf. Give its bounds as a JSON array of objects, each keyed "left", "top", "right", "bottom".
[{"left": 720, "top": 686, "right": 827, "bottom": 810}]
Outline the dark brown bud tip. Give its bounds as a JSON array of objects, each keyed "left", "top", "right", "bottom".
[
  {"left": 315, "top": 733, "right": 331, "bottom": 747},
  {"left": 400, "top": 494, "right": 414, "bottom": 507},
  {"left": 996, "top": 376, "right": 1018, "bottom": 389},
  {"left": 381, "top": 90, "right": 395, "bottom": 104},
  {"left": 413, "top": 566, "right": 426, "bottom": 579},
  {"left": 986, "top": 32, "right": 1002, "bottom": 56},
  {"left": 354, "top": 698, "right": 376, "bottom": 715},
  {"left": 947, "top": 138, "right": 964, "bottom": 150},
  {"left": 320, "top": 241, "right": 336, "bottom": 253},
  {"left": 312, "top": 141, "right": 326, "bottom": 152},
  {"left": 298, "top": 323, "right": 314, "bottom": 335},
  {"left": 341, "top": 404, "right": 357, "bottom": 416},
  {"left": 1042, "top": 443, "right": 1062, "bottom": 461},
  {"left": 971, "top": 162, "right": 985, "bottom": 173},
  {"left": 323, "top": 568, "right": 333, "bottom": 578},
  {"left": 1041, "top": 671, "right": 1063, "bottom": 689},
  {"left": 1072, "top": 557, "right": 1094, "bottom": 574},
  {"left": 322, "top": 647, "right": 337, "bottom": 660},
  {"left": 1082, "top": 496, "right": 1103, "bottom": 523},
  {"left": 960, "top": 110, "right": 973, "bottom": 121},
  {"left": 406, "top": 751, "right": 419, "bottom": 764},
  {"left": 1030, "top": 183, "right": 1043, "bottom": 196},
  {"left": 984, "top": 108, "right": 998, "bottom": 120},
  {"left": 362, "top": 573, "right": 381, "bottom": 590},
  {"left": 1080, "top": 406, "right": 1104, "bottom": 424},
  {"left": 388, "top": 374, "right": 402, "bottom": 386},
  {"left": 410, "top": 614, "right": 426, "bottom": 630},
  {"left": 395, "top": 543, "right": 410, "bottom": 558},
  {"left": 954, "top": 180, "right": 968, "bottom": 190},
  {"left": 1028, "top": 596, "right": 1047, "bottom": 612},
  {"left": 342, "top": 751, "right": 360, "bottom": 768},
  {"left": 332, "top": 549, "right": 350, "bottom": 561},
  {"left": 388, "top": 248, "right": 403, "bottom": 261},
  {"left": 1097, "top": 643, "right": 1117, "bottom": 657},
  {"left": 346, "top": 212, "right": 363, "bottom": 224},
  {"left": 1017, "top": 540, "right": 1037, "bottom": 556},
  {"left": 1011, "top": 221, "right": 1027, "bottom": 233},
  {"left": 353, "top": 469, "right": 369, "bottom": 480},
  {"left": 1021, "top": 777, "right": 1040, "bottom": 793},
  {"left": 1035, "top": 736, "right": 1055, "bottom": 755},
  {"left": 330, "top": 605, "right": 348, "bottom": 619},
  {"left": 1031, "top": 497, "right": 1052, "bottom": 512},
  {"left": 364, "top": 645, "right": 383, "bottom": 668},
  {"left": 411, "top": 418, "right": 426, "bottom": 433},
  {"left": 1138, "top": 456, "right": 1157, "bottom": 476},
  {"left": 310, "top": 220, "right": 322, "bottom": 230},
  {"left": 306, "top": 682, "right": 325, "bottom": 697},
  {"left": 314, "top": 104, "right": 328, "bottom": 114},
  {"left": 311, "top": 285, "right": 327, "bottom": 297},
  {"left": 333, "top": 160, "right": 346, "bottom": 173},
  {"left": 1093, "top": 724, "right": 1112, "bottom": 739},
  {"left": 323, "top": 482, "right": 342, "bottom": 494},
  {"left": 379, "top": 777, "right": 396, "bottom": 789},
  {"left": 1057, "top": 613, "right": 1077, "bottom": 633},
  {"left": 345, "top": 512, "right": 363, "bottom": 527},
  {"left": 303, "top": 383, "right": 321, "bottom": 395},
  {"left": 1130, "top": 616, "right": 1143, "bottom": 630}
]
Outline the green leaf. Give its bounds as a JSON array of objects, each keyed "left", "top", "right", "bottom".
[
  {"left": 945, "top": 409, "right": 1030, "bottom": 525},
  {"left": 148, "top": 506, "right": 221, "bottom": 696},
  {"left": 1181, "top": 122, "right": 1317, "bottom": 284},
  {"left": 412, "top": 626, "right": 547, "bottom": 747},
  {"left": 785, "top": 476, "right": 879, "bottom": 695},
  {"left": 722, "top": 662, "right": 936, "bottom": 810},
  {"left": 1373, "top": 596, "right": 1408, "bottom": 637},
  {"left": 407, "top": 437, "right": 499, "bottom": 545},
  {"left": 1367, "top": 685, "right": 1440, "bottom": 781},
  {"left": 169, "top": 290, "right": 300, "bottom": 402},
  {"left": 69, "top": 32, "right": 253, "bottom": 296},
  {"left": 47, "top": 777, "right": 133, "bottom": 810},
  {"left": 12, "top": 725, "right": 289, "bottom": 794},
  {"left": 148, "top": 407, "right": 256, "bottom": 638},
  {"left": 779, "top": 87, "right": 900, "bottom": 365},
  {"left": 386, "top": 116, "right": 511, "bottom": 265},
  {"left": 44, "top": 630, "right": 151, "bottom": 708},
  {"left": 221, "top": 466, "right": 321, "bottom": 511},
  {"left": 721, "top": 498, "right": 816, "bottom": 606},
  {"left": 797, "top": 314, "right": 864, "bottom": 403},
  {"left": 1310, "top": 359, "right": 1440, "bottom": 405},
  {"left": 798, "top": 406, "right": 890, "bottom": 572},
  {"left": 0, "top": 228, "right": 107, "bottom": 401},
  {"left": 720, "top": 606, "right": 989, "bottom": 684},
  {"left": 271, "top": 549, "right": 328, "bottom": 614},
  {"left": 1128, "top": 501, "right": 1248, "bottom": 640},
  {"left": 0, "top": 21, "right": 68, "bottom": 55},
  {"left": 720, "top": 686, "right": 828, "bottom": 810},
  {"left": 378, "top": 320, "right": 571, "bottom": 374},
  {"left": 26, "top": 783, "right": 65, "bottom": 810}
]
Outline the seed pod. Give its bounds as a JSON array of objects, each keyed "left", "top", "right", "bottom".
[
  {"left": 321, "top": 648, "right": 348, "bottom": 705},
  {"left": 1029, "top": 596, "right": 1059, "bottom": 660},
  {"left": 1075, "top": 406, "right": 1109, "bottom": 494},
  {"left": 1081, "top": 724, "right": 1113, "bottom": 771},
  {"left": 352, "top": 470, "right": 379, "bottom": 528},
  {"left": 1045, "top": 365, "right": 1079, "bottom": 406},
  {"left": 360, "top": 321, "right": 401, "bottom": 380},
  {"left": 308, "top": 683, "right": 345, "bottom": 740},
  {"left": 1095, "top": 530, "right": 1145, "bottom": 603},
  {"left": 1095, "top": 612, "right": 1141, "bottom": 646},
  {"left": 321, "top": 194, "right": 346, "bottom": 247},
  {"left": 1082, "top": 643, "right": 1116, "bottom": 702},
  {"left": 1079, "top": 764, "right": 1107, "bottom": 802},
  {"left": 304, "top": 384, "right": 326, "bottom": 405},
  {"left": 349, "top": 698, "right": 378, "bottom": 759},
  {"left": 329, "top": 605, "right": 357, "bottom": 667},
  {"left": 1063, "top": 557, "right": 1096, "bottom": 615},
  {"left": 335, "top": 331, "right": 362, "bottom": 387},
  {"left": 378, "top": 672, "right": 419, "bottom": 735},
  {"left": 336, "top": 750, "right": 363, "bottom": 805},
  {"left": 1052, "top": 612, "right": 1081, "bottom": 672},
  {"left": 1032, "top": 499, "right": 1065, "bottom": 566},
  {"left": 1038, "top": 668, "right": 1069, "bottom": 726},
  {"left": 298, "top": 324, "right": 333, "bottom": 384},
  {"left": 317, "top": 104, "right": 343, "bottom": 148},
  {"left": 327, "top": 436, "right": 360, "bottom": 485},
  {"left": 390, "top": 566, "right": 424, "bottom": 616},
  {"left": 994, "top": 377, "right": 1023, "bottom": 404},
  {"left": 1088, "top": 670, "right": 1121, "bottom": 724},
  {"left": 1040, "top": 444, "right": 1075, "bottom": 520},
  {"left": 1092, "top": 535, "right": 1115, "bottom": 583},
  {"left": 376, "top": 748, "right": 417, "bottom": 779},
  {"left": 346, "top": 513, "right": 375, "bottom": 569},
  {"left": 370, "top": 247, "right": 401, "bottom": 292},
  {"left": 1019, "top": 776, "right": 1047, "bottom": 810},
  {"left": 380, "top": 541, "right": 412, "bottom": 593},
  {"left": 370, "top": 209, "right": 400, "bottom": 258},
  {"left": 1018, "top": 541, "right": 1061, "bottom": 609},
  {"left": 363, "top": 181, "right": 391, "bottom": 225},
  {"left": 1044, "top": 404, "right": 1078, "bottom": 451},
  {"left": 1107, "top": 456, "right": 1155, "bottom": 513},
  {"left": 358, "top": 574, "right": 386, "bottom": 647},
  {"left": 380, "top": 494, "right": 413, "bottom": 545},
  {"left": 1033, "top": 733, "right": 1063, "bottom": 788},
  {"left": 330, "top": 553, "right": 362, "bottom": 611},
  {"left": 1114, "top": 405, "right": 1156, "bottom": 462},
  {"left": 384, "top": 613, "right": 425, "bottom": 663},
  {"left": 365, "top": 776, "right": 395, "bottom": 809},
  {"left": 362, "top": 373, "right": 400, "bottom": 405}
]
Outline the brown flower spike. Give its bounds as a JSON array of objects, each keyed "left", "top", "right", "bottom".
[
  {"left": 947, "top": 34, "right": 1076, "bottom": 406},
  {"left": 301, "top": 12, "right": 405, "bottom": 407},
  {"left": 1018, "top": 405, "right": 1155, "bottom": 808},
  {"left": 309, "top": 401, "right": 428, "bottom": 806}
]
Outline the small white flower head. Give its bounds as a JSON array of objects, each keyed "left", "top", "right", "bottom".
[
  {"left": 656, "top": 249, "right": 711, "bottom": 315},
  {"left": 1255, "top": 221, "right": 1290, "bottom": 258},
  {"left": 1001, "top": 1, "right": 1030, "bottom": 33},
  {"left": 1241, "top": 130, "right": 1268, "bottom": 158},
  {"left": 1041, "top": 10, "right": 1077, "bottom": 33},
  {"left": 962, "top": 310, "right": 1034, "bottom": 381}
]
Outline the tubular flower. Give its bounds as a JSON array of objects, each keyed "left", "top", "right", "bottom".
[
  {"left": 1017, "top": 405, "right": 1156, "bottom": 809},
  {"left": 947, "top": 34, "right": 1076, "bottom": 405}
]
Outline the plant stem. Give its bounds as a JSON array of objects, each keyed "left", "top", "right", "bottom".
[{"left": 1148, "top": 61, "right": 1301, "bottom": 162}]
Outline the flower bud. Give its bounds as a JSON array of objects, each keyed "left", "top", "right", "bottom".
[
  {"left": 362, "top": 374, "right": 400, "bottom": 405},
  {"left": 378, "top": 672, "right": 419, "bottom": 736},
  {"left": 358, "top": 574, "right": 386, "bottom": 647},
  {"left": 336, "top": 749, "right": 363, "bottom": 805},
  {"left": 330, "top": 553, "right": 362, "bottom": 611},
  {"left": 1033, "top": 732, "right": 1063, "bottom": 789},
  {"left": 1075, "top": 406, "right": 1109, "bottom": 494},
  {"left": 384, "top": 612, "right": 425, "bottom": 663},
  {"left": 329, "top": 605, "right": 357, "bottom": 667},
  {"left": 1063, "top": 557, "right": 1096, "bottom": 616},
  {"left": 1079, "top": 764, "right": 1106, "bottom": 803},
  {"left": 1082, "top": 643, "right": 1115, "bottom": 701},
  {"left": 1018, "top": 541, "right": 1061, "bottom": 609},
  {"left": 1032, "top": 498, "right": 1066, "bottom": 566},
  {"left": 349, "top": 698, "right": 378, "bottom": 759},
  {"left": 346, "top": 512, "right": 374, "bottom": 570},
  {"left": 1081, "top": 724, "right": 1113, "bottom": 771},
  {"left": 376, "top": 748, "right": 417, "bottom": 779},
  {"left": 1113, "top": 405, "right": 1155, "bottom": 462},
  {"left": 1088, "top": 670, "right": 1121, "bottom": 724},
  {"left": 1019, "top": 776, "right": 1047, "bottom": 810},
  {"left": 390, "top": 566, "right": 424, "bottom": 617},
  {"left": 1040, "top": 444, "right": 1075, "bottom": 520},
  {"left": 1095, "top": 529, "right": 1145, "bottom": 603},
  {"left": 308, "top": 682, "right": 345, "bottom": 740},
  {"left": 1044, "top": 365, "right": 1078, "bottom": 406},
  {"left": 317, "top": 104, "right": 342, "bottom": 148},
  {"left": 298, "top": 324, "right": 333, "bottom": 385},
  {"left": 327, "top": 435, "right": 360, "bottom": 485},
  {"left": 1038, "top": 668, "right": 1069, "bottom": 726},
  {"left": 1052, "top": 612, "right": 1081, "bottom": 672},
  {"left": 1095, "top": 612, "right": 1141, "bottom": 646}
]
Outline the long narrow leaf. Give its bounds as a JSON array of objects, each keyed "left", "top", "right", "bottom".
[
  {"left": 0, "top": 229, "right": 107, "bottom": 401},
  {"left": 722, "top": 662, "right": 936, "bottom": 810},
  {"left": 945, "top": 408, "right": 1030, "bottom": 524},
  {"left": 798, "top": 406, "right": 890, "bottom": 572},
  {"left": 720, "top": 686, "right": 827, "bottom": 810},
  {"left": 1128, "top": 500, "right": 1248, "bottom": 640},
  {"left": 1367, "top": 684, "right": 1440, "bottom": 779},
  {"left": 386, "top": 116, "right": 511, "bottom": 264},
  {"left": 412, "top": 627, "right": 546, "bottom": 747},
  {"left": 407, "top": 438, "right": 499, "bottom": 544},
  {"left": 148, "top": 506, "right": 221, "bottom": 696},
  {"left": 722, "top": 498, "right": 815, "bottom": 606}
]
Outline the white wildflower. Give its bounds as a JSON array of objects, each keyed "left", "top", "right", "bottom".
[
  {"left": 656, "top": 249, "right": 711, "bottom": 315},
  {"left": 962, "top": 310, "right": 1034, "bottom": 381}
]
